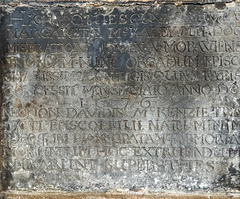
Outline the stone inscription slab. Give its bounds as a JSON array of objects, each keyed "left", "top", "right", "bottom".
[{"left": 1, "top": 2, "right": 240, "bottom": 194}]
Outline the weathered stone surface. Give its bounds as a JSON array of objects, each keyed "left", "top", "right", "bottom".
[
  {"left": 1, "top": 0, "right": 240, "bottom": 197},
  {"left": 0, "top": 0, "right": 234, "bottom": 5},
  {"left": 1, "top": 192, "right": 240, "bottom": 199}
]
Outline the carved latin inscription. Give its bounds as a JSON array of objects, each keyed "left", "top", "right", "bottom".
[{"left": 2, "top": 4, "right": 240, "bottom": 192}]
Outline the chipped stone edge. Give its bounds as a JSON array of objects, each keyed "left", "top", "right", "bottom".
[
  {"left": 0, "top": 0, "right": 238, "bottom": 9},
  {"left": 1, "top": 192, "right": 240, "bottom": 199},
  {"left": 0, "top": 0, "right": 236, "bottom": 6}
]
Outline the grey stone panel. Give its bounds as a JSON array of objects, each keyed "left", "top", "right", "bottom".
[{"left": 1, "top": 2, "right": 240, "bottom": 194}]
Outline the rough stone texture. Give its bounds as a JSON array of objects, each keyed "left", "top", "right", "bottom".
[
  {"left": 0, "top": 0, "right": 235, "bottom": 5},
  {"left": 1, "top": 192, "right": 240, "bottom": 199},
  {"left": 1, "top": 0, "right": 240, "bottom": 198}
]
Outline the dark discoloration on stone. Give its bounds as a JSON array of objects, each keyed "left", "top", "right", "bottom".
[
  {"left": 0, "top": 7, "right": 10, "bottom": 191},
  {"left": 0, "top": 0, "right": 240, "bottom": 197}
]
